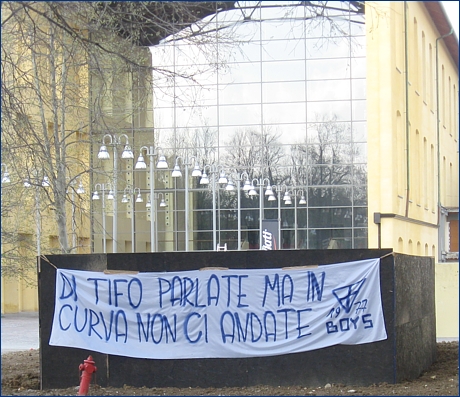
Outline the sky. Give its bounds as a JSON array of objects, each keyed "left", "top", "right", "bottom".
[{"left": 441, "top": 1, "right": 459, "bottom": 37}]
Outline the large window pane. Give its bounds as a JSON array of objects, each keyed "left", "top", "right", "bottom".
[
  {"left": 261, "top": 17, "right": 305, "bottom": 40},
  {"left": 220, "top": 62, "right": 261, "bottom": 84},
  {"left": 176, "top": 105, "right": 218, "bottom": 128},
  {"left": 307, "top": 80, "right": 351, "bottom": 101},
  {"left": 308, "top": 187, "right": 353, "bottom": 206},
  {"left": 307, "top": 59, "right": 351, "bottom": 79},
  {"left": 307, "top": 101, "right": 351, "bottom": 122},
  {"left": 220, "top": 83, "right": 261, "bottom": 105},
  {"left": 352, "top": 121, "right": 367, "bottom": 142},
  {"left": 219, "top": 104, "right": 261, "bottom": 126},
  {"left": 262, "top": 60, "right": 305, "bottom": 82},
  {"left": 261, "top": 39, "right": 306, "bottom": 61},
  {"left": 306, "top": 38, "right": 350, "bottom": 59},
  {"left": 308, "top": 228, "right": 352, "bottom": 249},
  {"left": 263, "top": 103, "right": 306, "bottom": 124},
  {"left": 263, "top": 81, "right": 306, "bottom": 103},
  {"left": 352, "top": 79, "right": 366, "bottom": 100},
  {"left": 262, "top": 124, "right": 306, "bottom": 144}
]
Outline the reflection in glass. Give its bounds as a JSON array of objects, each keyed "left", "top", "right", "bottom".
[
  {"left": 219, "top": 104, "right": 261, "bottom": 126},
  {"left": 263, "top": 81, "right": 306, "bottom": 103},
  {"left": 308, "top": 187, "right": 353, "bottom": 206},
  {"left": 220, "top": 83, "right": 262, "bottom": 105},
  {"left": 352, "top": 121, "right": 367, "bottom": 142},
  {"left": 352, "top": 79, "right": 367, "bottom": 100},
  {"left": 307, "top": 80, "right": 351, "bottom": 101},
  {"left": 221, "top": 62, "right": 262, "bottom": 84},
  {"left": 307, "top": 101, "right": 352, "bottom": 122},
  {"left": 262, "top": 60, "right": 306, "bottom": 82},
  {"left": 307, "top": 58, "right": 351, "bottom": 80},
  {"left": 306, "top": 39, "right": 350, "bottom": 60},
  {"left": 261, "top": 39, "right": 306, "bottom": 61},
  {"left": 352, "top": 100, "right": 367, "bottom": 121},
  {"left": 148, "top": 2, "right": 367, "bottom": 251},
  {"left": 263, "top": 103, "right": 306, "bottom": 124}
]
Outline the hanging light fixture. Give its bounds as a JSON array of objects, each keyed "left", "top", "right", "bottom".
[
  {"left": 268, "top": 193, "right": 276, "bottom": 201},
  {"left": 121, "top": 144, "right": 134, "bottom": 159},
  {"left": 171, "top": 163, "right": 182, "bottom": 178},
  {"left": 98, "top": 145, "right": 110, "bottom": 160},
  {"left": 159, "top": 198, "right": 167, "bottom": 207},
  {"left": 92, "top": 190, "right": 100, "bottom": 200},
  {"left": 242, "top": 179, "right": 252, "bottom": 191},
  {"left": 121, "top": 194, "right": 129, "bottom": 203},
  {"left": 135, "top": 153, "right": 147, "bottom": 169},
  {"left": 191, "top": 162, "right": 202, "bottom": 177},
  {"left": 107, "top": 190, "right": 114, "bottom": 200},
  {"left": 199, "top": 171, "right": 209, "bottom": 185},
  {"left": 265, "top": 183, "right": 274, "bottom": 196},
  {"left": 156, "top": 154, "right": 168, "bottom": 169},
  {"left": 225, "top": 178, "right": 235, "bottom": 191},
  {"left": 218, "top": 170, "right": 228, "bottom": 185},
  {"left": 299, "top": 195, "right": 307, "bottom": 205},
  {"left": 136, "top": 193, "right": 143, "bottom": 203}
]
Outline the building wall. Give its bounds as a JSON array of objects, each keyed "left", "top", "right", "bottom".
[
  {"left": 1, "top": 273, "right": 39, "bottom": 313},
  {"left": 435, "top": 262, "right": 459, "bottom": 338},
  {"left": 366, "top": 1, "right": 458, "bottom": 256}
]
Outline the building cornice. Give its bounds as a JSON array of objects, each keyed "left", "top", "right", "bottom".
[{"left": 424, "top": 1, "right": 459, "bottom": 70}]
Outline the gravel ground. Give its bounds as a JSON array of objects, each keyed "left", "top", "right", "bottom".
[{"left": 1, "top": 342, "right": 458, "bottom": 396}]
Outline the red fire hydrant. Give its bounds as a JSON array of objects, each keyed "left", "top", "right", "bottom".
[{"left": 78, "top": 355, "right": 97, "bottom": 396}]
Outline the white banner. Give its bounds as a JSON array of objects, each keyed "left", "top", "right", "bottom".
[{"left": 49, "top": 258, "right": 387, "bottom": 359}]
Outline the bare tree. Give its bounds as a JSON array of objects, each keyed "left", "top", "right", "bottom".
[
  {"left": 1, "top": 1, "right": 367, "bottom": 266},
  {"left": 1, "top": 1, "right": 240, "bottom": 263}
]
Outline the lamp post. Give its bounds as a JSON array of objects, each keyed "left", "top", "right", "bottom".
[
  {"left": 216, "top": 167, "right": 229, "bottom": 247},
  {"left": 247, "top": 177, "right": 273, "bottom": 249},
  {"left": 200, "top": 164, "right": 224, "bottom": 250},
  {"left": 92, "top": 183, "right": 113, "bottom": 253},
  {"left": 97, "top": 133, "right": 134, "bottom": 253},
  {"left": 269, "top": 187, "right": 306, "bottom": 249},
  {"left": 292, "top": 189, "right": 307, "bottom": 248},
  {"left": 268, "top": 185, "right": 290, "bottom": 249},
  {"left": 119, "top": 186, "right": 142, "bottom": 253},
  {"left": 224, "top": 172, "right": 249, "bottom": 250},
  {"left": 135, "top": 146, "right": 168, "bottom": 252},
  {"left": 171, "top": 156, "right": 201, "bottom": 251},
  {"left": 132, "top": 187, "right": 144, "bottom": 252}
]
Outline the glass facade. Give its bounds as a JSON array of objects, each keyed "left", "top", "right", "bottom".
[{"left": 94, "top": 1, "right": 367, "bottom": 252}]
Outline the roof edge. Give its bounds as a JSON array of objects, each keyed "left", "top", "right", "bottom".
[{"left": 424, "top": 1, "right": 459, "bottom": 70}]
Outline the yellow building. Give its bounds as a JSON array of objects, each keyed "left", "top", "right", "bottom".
[
  {"left": 366, "top": 2, "right": 458, "bottom": 338},
  {"left": 1, "top": 3, "right": 153, "bottom": 313}
]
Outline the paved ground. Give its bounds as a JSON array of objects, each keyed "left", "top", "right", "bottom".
[
  {"left": 1, "top": 311, "right": 458, "bottom": 355},
  {"left": 1, "top": 312, "right": 39, "bottom": 354}
]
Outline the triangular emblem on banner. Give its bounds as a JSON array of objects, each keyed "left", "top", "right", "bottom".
[{"left": 332, "top": 278, "right": 366, "bottom": 314}]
